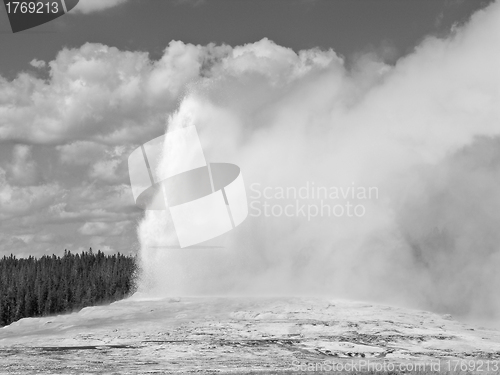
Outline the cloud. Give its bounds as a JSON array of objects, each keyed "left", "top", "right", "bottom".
[
  {"left": 70, "top": 0, "right": 128, "bottom": 14},
  {"left": 78, "top": 221, "right": 128, "bottom": 236},
  {"left": 0, "top": 168, "right": 63, "bottom": 221},
  {"left": 0, "top": 146, "right": 140, "bottom": 256},
  {"left": 43, "top": 183, "right": 138, "bottom": 223},
  {"left": 29, "top": 59, "right": 46, "bottom": 69},
  {"left": 0, "top": 41, "right": 231, "bottom": 145},
  {"left": 89, "top": 157, "right": 124, "bottom": 183},
  {"left": 57, "top": 141, "right": 105, "bottom": 165},
  {"left": 5, "top": 145, "right": 39, "bottom": 186},
  {"left": 0, "top": 39, "right": 337, "bottom": 147}
]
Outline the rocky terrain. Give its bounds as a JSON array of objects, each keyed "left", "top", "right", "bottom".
[{"left": 1, "top": 296, "right": 500, "bottom": 374}]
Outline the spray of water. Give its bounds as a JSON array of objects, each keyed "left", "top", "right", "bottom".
[{"left": 136, "top": 1, "right": 500, "bottom": 320}]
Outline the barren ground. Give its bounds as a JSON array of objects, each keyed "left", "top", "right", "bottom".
[{"left": 1, "top": 296, "right": 500, "bottom": 374}]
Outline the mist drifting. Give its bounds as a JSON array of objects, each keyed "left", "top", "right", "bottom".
[{"left": 137, "top": 1, "right": 500, "bottom": 320}]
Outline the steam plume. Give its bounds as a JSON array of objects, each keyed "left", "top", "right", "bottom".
[{"left": 137, "top": 1, "right": 500, "bottom": 320}]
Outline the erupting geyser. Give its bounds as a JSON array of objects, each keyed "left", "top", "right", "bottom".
[{"left": 134, "top": 1, "right": 500, "bottom": 322}]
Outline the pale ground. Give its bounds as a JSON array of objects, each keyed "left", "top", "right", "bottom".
[{"left": 1, "top": 296, "right": 500, "bottom": 374}]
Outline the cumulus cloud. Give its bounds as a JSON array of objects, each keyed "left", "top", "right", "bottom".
[
  {"left": 0, "top": 168, "right": 63, "bottom": 221},
  {"left": 5, "top": 145, "right": 39, "bottom": 186},
  {"left": 57, "top": 141, "right": 105, "bottom": 165},
  {"left": 29, "top": 59, "right": 46, "bottom": 69},
  {"left": 0, "top": 41, "right": 232, "bottom": 145},
  {"left": 0, "top": 39, "right": 339, "bottom": 147},
  {"left": 78, "top": 221, "right": 128, "bottom": 236},
  {"left": 88, "top": 146, "right": 130, "bottom": 184}
]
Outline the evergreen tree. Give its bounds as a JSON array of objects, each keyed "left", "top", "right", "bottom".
[{"left": 0, "top": 250, "right": 136, "bottom": 327}]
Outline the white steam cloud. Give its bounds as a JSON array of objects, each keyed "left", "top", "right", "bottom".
[{"left": 137, "top": 2, "right": 500, "bottom": 320}]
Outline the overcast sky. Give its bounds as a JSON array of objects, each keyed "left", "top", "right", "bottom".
[{"left": 0, "top": 0, "right": 495, "bottom": 257}]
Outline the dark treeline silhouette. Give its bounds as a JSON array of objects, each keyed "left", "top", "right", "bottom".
[{"left": 0, "top": 249, "right": 136, "bottom": 327}]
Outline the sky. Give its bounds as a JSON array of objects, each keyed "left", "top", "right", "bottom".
[{"left": 0, "top": 0, "right": 496, "bottom": 258}]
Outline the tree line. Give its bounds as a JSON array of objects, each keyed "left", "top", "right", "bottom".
[{"left": 0, "top": 249, "right": 136, "bottom": 327}]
